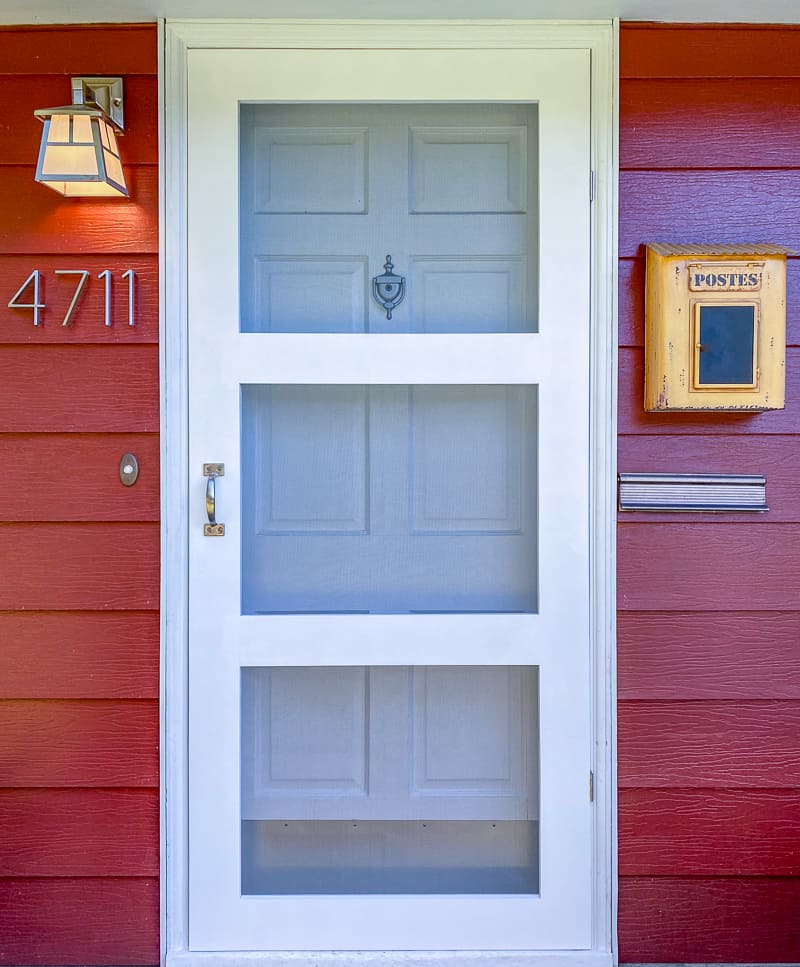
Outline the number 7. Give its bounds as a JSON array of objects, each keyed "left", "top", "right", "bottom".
[{"left": 54, "top": 270, "right": 90, "bottom": 327}]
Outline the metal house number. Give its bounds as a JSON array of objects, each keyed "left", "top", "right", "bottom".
[
  {"left": 372, "top": 255, "right": 406, "bottom": 320},
  {"left": 7, "top": 268, "right": 136, "bottom": 328}
]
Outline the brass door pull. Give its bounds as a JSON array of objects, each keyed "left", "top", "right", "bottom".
[{"left": 203, "top": 463, "right": 225, "bottom": 536}]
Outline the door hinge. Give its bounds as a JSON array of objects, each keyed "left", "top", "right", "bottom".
[
  {"left": 590, "top": 169, "right": 596, "bottom": 203},
  {"left": 589, "top": 770, "right": 594, "bottom": 802}
]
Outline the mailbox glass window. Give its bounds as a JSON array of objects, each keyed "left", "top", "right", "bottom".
[{"left": 696, "top": 304, "right": 756, "bottom": 386}]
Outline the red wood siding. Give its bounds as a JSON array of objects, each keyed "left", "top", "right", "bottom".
[
  {"left": 618, "top": 23, "right": 800, "bottom": 964},
  {"left": 0, "top": 25, "right": 159, "bottom": 967}
]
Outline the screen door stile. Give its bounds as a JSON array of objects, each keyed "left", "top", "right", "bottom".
[{"left": 188, "top": 47, "right": 592, "bottom": 952}]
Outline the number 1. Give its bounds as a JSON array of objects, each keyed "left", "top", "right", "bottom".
[
  {"left": 122, "top": 269, "right": 136, "bottom": 327},
  {"left": 98, "top": 269, "right": 112, "bottom": 327}
]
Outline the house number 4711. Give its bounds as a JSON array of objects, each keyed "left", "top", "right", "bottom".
[{"left": 7, "top": 269, "right": 136, "bottom": 328}]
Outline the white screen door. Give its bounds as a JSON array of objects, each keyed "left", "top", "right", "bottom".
[{"left": 187, "top": 45, "right": 592, "bottom": 952}]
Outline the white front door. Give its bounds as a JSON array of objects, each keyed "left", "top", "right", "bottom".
[{"left": 187, "top": 43, "right": 592, "bottom": 953}]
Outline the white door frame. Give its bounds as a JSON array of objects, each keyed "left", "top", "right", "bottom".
[{"left": 160, "top": 19, "right": 618, "bottom": 967}]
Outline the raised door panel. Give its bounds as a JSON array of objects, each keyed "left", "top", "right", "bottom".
[
  {"left": 408, "top": 257, "right": 526, "bottom": 333},
  {"left": 409, "top": 126, "right": 527, "bottom": 213},
  {"left": 252, "top": 127, "right": 368, "bottom": 214},
  {"left": 251, "top": 257, "right": 368, "bottom": 333}
]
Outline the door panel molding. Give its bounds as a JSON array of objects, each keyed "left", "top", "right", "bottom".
[{"left": 161, "top": 18, "right": 617, "bottom": 967}]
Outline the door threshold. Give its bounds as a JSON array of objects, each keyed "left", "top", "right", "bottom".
[{"left": 167, "top": 952, "right": 614, "bottom": 967}]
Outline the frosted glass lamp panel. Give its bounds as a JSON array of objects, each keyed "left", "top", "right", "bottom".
[
  {"left": 241, "top": 666, "right": 539, "bottom": 895},
  {"left": 239, "top": 103, "right": 538, "bottom": 333},
  {"left": 241, "top": 385, "right": 538, "bottom": 614}
]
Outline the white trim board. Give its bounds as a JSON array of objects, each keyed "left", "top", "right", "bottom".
[
  {"left": 2, "top": 2, "right": 800, "bottom": 23},
  {"left": 161, "top": 19, "right": 617, "bottom": 967},
  {"left": 167, "top": 954, "right": 615, "bottom": 967}
]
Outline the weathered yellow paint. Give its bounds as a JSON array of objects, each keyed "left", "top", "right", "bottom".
[{"left": 644, "top": 244, "right": 787, "bottom": 411}]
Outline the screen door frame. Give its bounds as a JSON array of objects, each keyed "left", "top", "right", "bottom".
[{"left": 162, "top": 20, "right": 617, "bottom": 967}]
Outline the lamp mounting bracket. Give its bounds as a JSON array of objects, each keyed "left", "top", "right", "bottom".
[{"left": 71, "top": 77, "right": 124, "bottom": 131}]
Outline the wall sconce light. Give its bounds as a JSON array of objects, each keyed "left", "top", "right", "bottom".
[{"left": 34, "top": 77, "right": 127, "bottom": 197}]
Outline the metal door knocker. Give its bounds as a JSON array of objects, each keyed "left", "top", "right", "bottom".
[{"left": 372, "top": 255, "right": 405, "bottom": 320}]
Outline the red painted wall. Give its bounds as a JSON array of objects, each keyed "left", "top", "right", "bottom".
[
  {"left": 3, "top": 18, "right": 800, "bottom": 967},
  {"left": 0, "top": 25, "right": 160, "bottom": 966},
  {"left": 618, "top": 23, "right": 800, "bottom": 963}
]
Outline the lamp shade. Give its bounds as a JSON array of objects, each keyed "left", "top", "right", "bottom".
[{"left": 34, "top": 106, "right": 128, "bottom": 197}]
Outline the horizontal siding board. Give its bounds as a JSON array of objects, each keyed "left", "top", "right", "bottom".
[
  {"left": 620, "top": 79, "right": 800, "bottom": 169},
  {"left": 619, "top": 256, "right": 800, "bottom": 348},
  {"left": 0, "top": 877, "right": 158, "bottom": 966},
  {"left": 620, "top": 24, "right": 800, "bottom": 79},
  {"left": 0, "top": 166, "right": 158, "bottom": 255},
  {"left": 619, "top": 347, "right": 800, "bottom": 435},
  {"left": 0, "top": 26, "right": 158, "bottom": 76},
  {"left": 618, "top": 434, "right": 800, "bottom": 523},
  {"left": 619, "top": 788, "right": 800, "bottom": 876},
  {"left": 0, "top": 611, "right": 159, "bottom": 699},
  {"left": 0, "top": 75, "right": 158, "bottom": 166},
  {"left": 0, "top": 700, "right": 158, "bottom": 787},
  {"left": 618, "top": 875, "right": 800, "bottom": 963},
  {"left": 0, "top": 434, "right": 159, "bottom": 521},
  {"left": 619, "top": 169, "right": 800, "bottom": 258},
  {"left": 0, "top": 788, "right": 158, "bottom": 876},
  {"left": 618, "top": 700, "right": 800, "bottom": 788},
  {"left": 619, "top": 522, "right": 800, "bottom": 612},
  {"left": 618, "top": 23, "right": 800, "bottom": 965},
  {"left": 618, "top": 258, "right": 645, "bottom": 349},
  {"left": 0, "top": 346, "right": 159, "bottom": 432},
  {"left": 618, "top": 611, "right": 800, "bottom": 700},
  {"left": 0, "top": 255, "right": 158, "bottom": 343},
  {"left": 0, "top": 524, "right": 158, "bottom": 610}
]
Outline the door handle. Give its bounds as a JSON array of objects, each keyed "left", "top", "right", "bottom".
[{"left": 203, "top": 463, "right": 225, "bottom": 537}]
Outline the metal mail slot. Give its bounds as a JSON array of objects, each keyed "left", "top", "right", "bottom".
[{"left": 618, "top": 473, "right": 767, "bottom": 512}]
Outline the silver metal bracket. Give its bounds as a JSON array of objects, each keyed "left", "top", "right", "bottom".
[{"left": 71, "top": 76, "right": 125, "bottom": 131}]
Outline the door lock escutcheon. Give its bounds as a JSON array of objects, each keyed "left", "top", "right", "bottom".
[{"left": 203, "top": 463, "right": 225, "bottom": 536}]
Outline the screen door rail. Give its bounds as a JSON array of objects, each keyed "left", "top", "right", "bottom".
[{"left": 230, "top": 333, "right": 562, "bottom": 384}]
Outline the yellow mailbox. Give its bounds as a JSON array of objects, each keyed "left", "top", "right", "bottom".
[{"left": 645, "top": 244, "right": 787, "bottom": 411}]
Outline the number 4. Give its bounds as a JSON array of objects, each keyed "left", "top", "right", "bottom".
[{"left": 8, "top": 270, "right": 45, "bottom": 326}]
